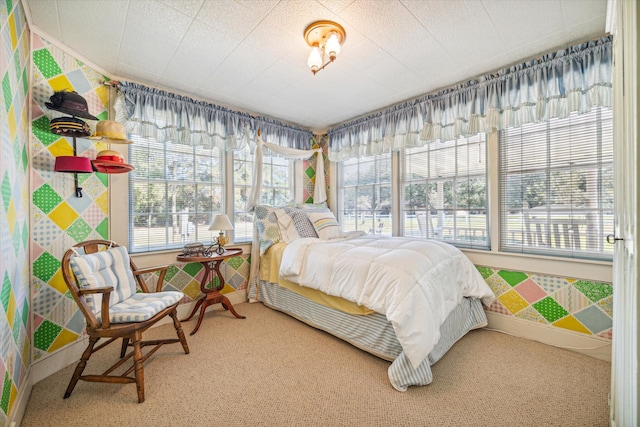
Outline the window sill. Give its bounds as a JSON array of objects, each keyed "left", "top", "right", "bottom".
[
  {"left": 131, "top": 242, "right": 252, "bottom": 268},
  {"left": 131, "top": 241, "right": 612, "bottom": 283}
]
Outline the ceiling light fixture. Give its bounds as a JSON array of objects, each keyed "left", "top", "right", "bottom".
[{"left": 304, "top": 20, "right": 346, "bottom": 75}]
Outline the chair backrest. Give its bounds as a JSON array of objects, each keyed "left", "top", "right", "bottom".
[
  {"left": 416, "top": 212, "right": 440, "bottom": 238},
  {"left": 523, "top": 207, "right": 585, "bottom": 250},
  {"left": 62, "top": 240, "right": 142, "bottom": 328}
]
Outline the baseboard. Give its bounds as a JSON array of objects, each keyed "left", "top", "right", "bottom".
[
  {"left": 31, "top": 335, "right": 90, "bottom": 385},
  {"left": 30, "top": 290, "right": 248, "bottom": 383},
  {"left": 485, "top": 312, "right": 611, "bottom": 362},
  {"left": 7, "top": 371, "right": 32, "bottom": 427}
]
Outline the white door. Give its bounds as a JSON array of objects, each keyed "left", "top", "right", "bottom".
[{"left": 610, "top": 1, "right": 639, "bottom": 425}]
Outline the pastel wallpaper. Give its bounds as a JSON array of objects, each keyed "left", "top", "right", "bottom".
[
  {"left": 0, "top": 4, "right": 612, "bottom": 423},
  {"left": 30, "top": 33, "right": 110, "bottom": 363},
  {"left": 0, "top": 0, "right": 30, "bottom": 424},
  {"left": 302, "top": 134, "right": 329, "bottom": 204},
  {"left": 480, "top": 267, "right": 612, "bottom": 339}
]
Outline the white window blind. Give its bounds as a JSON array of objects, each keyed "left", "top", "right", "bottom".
[
  {"left": 232, "top": 145, "right": 293, "bottom": 243},
  {"left": 499, "top": 106, "right": 614, "bottom": 259},
  {"left": 399, "top": 134, "right": 488, "bottom": 249},
  {"left": 338, "top": 153, "right": 392, "bottom": 236},
  {"left": 128, "top": 135, "right": 223, "bottom": 253}
]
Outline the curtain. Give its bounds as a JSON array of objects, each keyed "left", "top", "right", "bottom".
[
  {"left": 114, "top": 81, "right": 313, "bottom": 151},
  {"left": 328, "top": 35, "right": 613, "bottom": 162},
  {"left": 246, "top": 134, "right": 326, "bottom": 212},
  {"left": 246, "top": 134, "right": 327, "bottom": 292}
]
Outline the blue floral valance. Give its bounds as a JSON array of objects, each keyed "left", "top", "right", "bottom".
[
  {"left": 328, "top": 35, "right": 613, "bottom": 162},
  {"left": 114, "top": 81, "right": 313, "bottom": 151}
]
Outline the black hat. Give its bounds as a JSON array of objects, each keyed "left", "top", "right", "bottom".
[
  {"left": 49, "top": 116, "right": 91, "bottom": 138},
  {"left": 45, "top": 90, "right": 99, "bottom": 120}
]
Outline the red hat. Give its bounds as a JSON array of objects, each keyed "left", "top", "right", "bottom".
[
  {"left": 91, "top": 150, "right": 134, "bottom": 174},
  {"left": 54, "top": 156, "right": 95, "bottom": 173}
]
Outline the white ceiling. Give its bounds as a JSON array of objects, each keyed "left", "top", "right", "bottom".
[{"left": 22, "top": 0, "right": 609, "bottom": 133}]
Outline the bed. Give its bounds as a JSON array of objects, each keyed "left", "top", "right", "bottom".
[{"left": 247, "top": 204, "right": 495, "bottom": 391}]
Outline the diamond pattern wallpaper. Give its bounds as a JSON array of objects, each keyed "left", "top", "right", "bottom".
[
  {"left": 481, "top": 267, "right": 612, "bottom": 339},
  {"left": 0, "top": 0, "right": 29, "bottom": 423},
  {"left": 303, "top": 135, "right": 329, "bottom": 205},
  {"left": 29, "top": 33, "right": 111, "bottom": 363}
]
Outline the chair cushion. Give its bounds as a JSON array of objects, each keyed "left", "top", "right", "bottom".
[
  {"left": 69, "top": 246, "right": 137, "bottom": 316},
  {"left": 108, "top": 291, "right": 184, "bottom": 323}
]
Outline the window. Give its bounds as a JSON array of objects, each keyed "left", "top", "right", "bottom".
[
  {"left": 232, "top": 145, "right": 293, "bottom": 243},
  {"left": 338, "top": 153, "right": 392, "bottom": 236},
  {"left": 129, "top": 138, "right": 293, "bottom": 252},
  {"left": 232, "top": 144, "right": 253, "bottom": 243},
  {"left": 128, "top": 136, "right": 223, "bottom": 253},
  {"left": 399, "top": 134, "right": 488, "bottom": 249},
  {"left": 499, "top": 106, "right": 613, "bottom": 259}
]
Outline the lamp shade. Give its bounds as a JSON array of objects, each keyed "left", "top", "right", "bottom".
[
  {"left": 54, "top": 156, "right": 94, "bottom": 173},
  {"left": 208, "top": 214, "right": 233, "bottom": 231}
]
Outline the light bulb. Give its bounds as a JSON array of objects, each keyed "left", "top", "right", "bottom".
[
  {"left": 325, "top": 33, "right": 341, "bottom": 60},
  {"left": 307, "top": 45, "right": 322, "bottom": 72}
]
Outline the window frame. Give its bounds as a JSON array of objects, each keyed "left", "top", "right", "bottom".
[
  {"left": 498, "top": 107, "right": 614, "bottom": 261},
  {"left": 337, "top": 152, "right": 393, "bottom": 236},
  {"left": 126, "top": 136, "right": 225, "bottom": 254},
  {"left": 231, "top": 144, "right": 296, "bottom": 245},
  {"left": 398, "top": 133, "right": 489, "bottom": 250},
  {"left": 111, "top": 142, "right": 299, "bottom": 265}
]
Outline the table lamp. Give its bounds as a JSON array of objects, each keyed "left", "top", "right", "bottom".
[{"left": 209, "top": 214, "right": 233, "bottom": 254}]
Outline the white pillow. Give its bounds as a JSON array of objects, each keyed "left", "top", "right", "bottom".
[{"left": 307, "top": 211, "right": 344, "bottom": 240}]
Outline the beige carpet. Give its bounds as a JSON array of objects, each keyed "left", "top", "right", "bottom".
[{"left": 21, "top": 302, "right": 611, "bottom": 427}]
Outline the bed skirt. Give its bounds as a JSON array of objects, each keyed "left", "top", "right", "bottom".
[{"left": 254, "top": 278, "right": 488, "bottom": 391}]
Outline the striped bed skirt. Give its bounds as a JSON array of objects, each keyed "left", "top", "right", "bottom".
[{"left": 253, "top": 278, "right": 488, "bottom": 391}]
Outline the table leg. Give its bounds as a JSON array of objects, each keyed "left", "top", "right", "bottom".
[
  {"left": 188, "top": 298, "right": 209, "bottom": 336},
  {"left": 181, "top": 298, "right": 203, "bottom": 323},
  {"left": 184, "top": 258, "right": 245, "bottom": 335},
  {"left": 220, "top": 293, "right": 246, "bottom": 319}
]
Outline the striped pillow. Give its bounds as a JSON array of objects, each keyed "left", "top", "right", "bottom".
[
  {"left": 69, "top": 246, "right": 137, "bottom": 317},
  {"left": 307, "top": 211, "right": 344, "bottom": 240}
]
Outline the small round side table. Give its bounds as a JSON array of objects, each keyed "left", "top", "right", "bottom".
[{"left": 176, "top": 247, "right": 245, "bottom": 335}]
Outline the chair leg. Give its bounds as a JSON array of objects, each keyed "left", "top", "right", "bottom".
[
  {"left": 170, "top": 310, "right": 190, "bottom": 354},
  {"left": 120, "top": 337, "right": 129, "bottom": 358},
  {"left": 131, "top": 331, "right": 145, "bottom": 403},
  {"left": 64, "top": 336, "right": 99, "bottom": 399}
]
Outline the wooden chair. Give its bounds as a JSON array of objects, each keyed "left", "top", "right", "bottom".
[
  {"left": 416, "top": 212, "right": 440, "bottom": 238},
  {"left": 61, "top": 239, "right": 190, "bottom": 403},
  {"left": 524, "top": 207, "right": 587, "bottom": 250}
]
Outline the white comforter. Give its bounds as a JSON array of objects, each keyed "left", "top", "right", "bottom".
[{"left": 279, "top": 234, "right": 495, "bottom": 369}]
